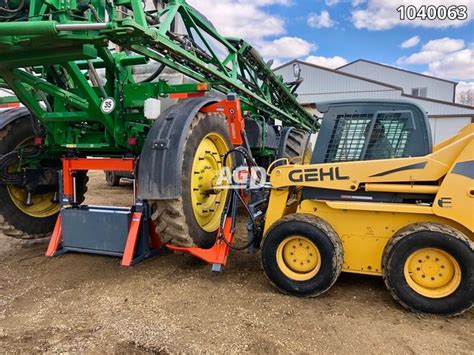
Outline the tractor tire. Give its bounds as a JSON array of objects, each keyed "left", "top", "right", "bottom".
[
  {"left": 261, "top": 213, "right": 343, "bottom": 297},
  {"left": 279, "top": 128, "right": 312, "bottom": 164},
  {"left": 382, "top": 223, "right": 473, "bottom": 316},
  {"left": 0, "top": 115, "right": 88, "bottom": 239},
  {"left": 105, "top": 171, "right": 121, "bottom": 187},
  {"left": 149, "top": 112, "right": 232, "bottom": 248}
]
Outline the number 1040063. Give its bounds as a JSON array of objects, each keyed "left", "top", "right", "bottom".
[{"left": 396, "top": 5, "right": 468, "bottom": 21}]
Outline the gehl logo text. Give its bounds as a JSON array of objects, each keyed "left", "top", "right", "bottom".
[{"left": 288, "top": 167, "right": 350, "bottom": 183}]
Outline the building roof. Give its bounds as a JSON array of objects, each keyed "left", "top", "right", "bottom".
[
  {"left": 274, "top": 59, "right": 474, "bottom": 112},
  {"left": 274, "top": 59, "right": 401, "bottom": 91},
  {"left": 337, "top": 59, "right": 458, "bottom": 85}
]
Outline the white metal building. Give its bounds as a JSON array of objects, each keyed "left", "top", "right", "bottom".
[{"left": 274, "top": 59, "right": 474, "bottom": 144}]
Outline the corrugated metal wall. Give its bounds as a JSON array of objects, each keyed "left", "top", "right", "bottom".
[
  {"left": 275, "top": 61, "right": 474, "bottom": 144},
  {"left": 429, "top": 117, "right": 472, "bottom": 144},
  {"left": 338, "top": 61, "right": 455, "bottom": 103},
  {"left": 277, "top": 63, "right": 399, "bottom": 105}
]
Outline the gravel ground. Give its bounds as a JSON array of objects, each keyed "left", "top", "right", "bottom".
[{"left": 0, "top": 171, "right": 472, "bottom": 354}]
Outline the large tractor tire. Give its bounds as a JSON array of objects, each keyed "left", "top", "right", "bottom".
[
  {"left": 383, "top": 223, "right": 473, "bottom": 316},
  {"left": 150, "top": 112, "right": 232, "bottom": 248},
  {"left": 279, "top": 127, "right": 312, "bottom": 164},
  {"left": 0, "top": 112, "right": 88, "bottom": 239}
]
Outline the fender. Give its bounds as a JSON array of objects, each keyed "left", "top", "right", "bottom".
[
  {"left": 138, "top": 96, "right": 219, "bottom": 200},
  {"left": 0, "top": 107, "right": 30, "bottom": 130}
]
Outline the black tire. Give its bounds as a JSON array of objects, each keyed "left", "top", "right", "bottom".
[
  {"left": 382, "top": 223, "right": 473, "bottom": 316},
  {"left": 261, "top": 213, "right": 343, "bottom": 297},
  {"left": 0, "top": 113, "right": 88, "bottom": 239},
  {"left": 150, "top": 112, "right": 232, "bottom": 248},
  {"left": 278, "top": 127, "right": 312, "bottom": 164},
  {"left": 105, "top": 171, "right": 120, "bottom": 187}
]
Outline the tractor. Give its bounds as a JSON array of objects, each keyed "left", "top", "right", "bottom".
[{"left": 0, "top": 0, "right": 314, "bottom": 244}]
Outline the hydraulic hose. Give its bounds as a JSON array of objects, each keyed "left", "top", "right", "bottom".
[
  {"left": 217, "top": 147, "right": 260, "bottom": 251},
  {"left": 0, "top": 0, "right": 25, "bottom": 13}
]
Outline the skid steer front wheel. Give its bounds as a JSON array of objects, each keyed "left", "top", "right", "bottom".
[
  {"left": 261, "top": 214, "right": 343, "bottom": 296},
  {"left": 0, "top": 115, "right": 88, "bottom": 239},
  {"left": 383, "top": 223, "right": 473, "bottom": 316},
  {"left": 150, "top": 112, "right": 232, "bottom": 248}
]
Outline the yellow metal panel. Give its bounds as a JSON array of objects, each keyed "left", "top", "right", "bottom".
[
  {"left": 341, "top": 234, "right": 386, "bottom": 275},
  {"left": 433, "top": 140, "right": 474, "bottom": 233},
  {"left": 264, "top": 188, "right": 291, "bottom": 233},
  {"left": 365, "top": 183, "right": 439, "bottom": 194},
  {"left": 325, "top": 201, "right": 432, "bottom": 214}
]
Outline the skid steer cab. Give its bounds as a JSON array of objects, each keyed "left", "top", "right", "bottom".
[{"left": 261, "top": 100, "right": 473, "bottom": 316}]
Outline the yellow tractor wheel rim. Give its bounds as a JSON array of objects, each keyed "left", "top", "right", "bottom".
[
  {"left": 7, "top": 185, "right": 60, "bottom": 218},
  {"left": 276, "top": 236, "right": 321, "bottom": 281},
  {"left": 303, "top": 147, "right": 312, "bottom": 165},
  {"left": 190, "top": 132, "right": 229, "bottom": 232},
  {"left": 6, "top": 137, "right": 59, "bottom": 218},
  {"left": 404, "top": 248, "right": 461, "bottom": 298}
]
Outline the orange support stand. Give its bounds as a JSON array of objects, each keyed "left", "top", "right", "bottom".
[
  {"left": 121, "top": 212, "right": 143, "bottom": 266},
  {"left": 45, "top": 214, "right": 63, "bottom": 257},
  {"left": 166, "top": 215, "right": 234, "bottom": 272},
  {"left": 61, "top": 158, "right": 135, "bottom": 201}
]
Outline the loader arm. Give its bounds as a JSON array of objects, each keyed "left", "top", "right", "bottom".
[{"left": 268, "top": 124, "right": 474, "bottom": 232}]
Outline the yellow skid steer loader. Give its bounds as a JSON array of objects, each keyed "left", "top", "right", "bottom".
[{"left": 261, "top": 101, "right": 473, "bottom": 315}]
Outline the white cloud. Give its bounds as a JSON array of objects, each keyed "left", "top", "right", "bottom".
[
  {"left": 397, "top": 37, "right": 466, "bottom": 65},
  {"left": 426, "top": 49, "right": 474, "bottom": 81},
  {"left": 352, "top": 0, "right": 473, "bottom": 31},
  {"left": 397, "top": 37, "right": 474, "bottom": 81},
  {"left": 188, "top": 0, "right": 285, "bottom": 41},
  {"left": 308, "top": 10, "right": 336, "bottom": 29},
  {"left": 305, "top": 55, "right": 348, "bottom": 69},
  {"left": 187, "top": 0, "right": 314, "bottom": 60},
  {"left": 325, "top": 0, "right": 340, "bottom": 6},
  {"left": 422, "top": 37, "right": 465, "bottom": 52},
  {"left": 400, "top": 35, "right": 420, "bottom": 49},
  {"left": 259, "top": 37, "right": 315, "bottom": 58},
  {"left": 352, "top": 0, "right": 366, "bottom": 6},
  {"left": 398, "top": 50, "right": 444, "bottom": 65}
]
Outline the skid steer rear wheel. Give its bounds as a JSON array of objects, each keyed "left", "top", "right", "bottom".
[
  {"left": 0, "top": 117, "right": 88, "bottom": 239},
  {"left": 261, "top": 214, "right": 343, "bottom": 297},
  {"left": 383, "top": 223, "right": 473, "bottom": 316},
  {"left": 150, "top": 112, "right": 232, "bottom": 248}
]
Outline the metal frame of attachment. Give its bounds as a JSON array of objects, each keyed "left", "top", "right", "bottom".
[{"left": 45, "top": 157, "right": 162, "bottom": 266}]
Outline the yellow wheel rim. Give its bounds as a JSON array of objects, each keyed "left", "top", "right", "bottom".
[
  {"left": 5, "top": 137, "right": 59, "bottom": 218},
  {"left": 190, "top": 132, "right": 230, "bottom": 232},
  {"left": 404, "top": 248, "right": 461, "bottom": 298},
  {"left": 276, "top": 236, "right": 321, "bottom": 281},
  {"left": 303, "top": 147, "right": 312, "bottom": 165},
  {"left": 7, "top": 185, "right": 59, "bottom": 218}
]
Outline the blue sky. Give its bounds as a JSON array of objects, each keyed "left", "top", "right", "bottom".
[
  {"left": 270, "top": 0, "right": 473, "bottom": 76},
  {"left": 189, "top": 0, "right": 474, "bottom": 91}
]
